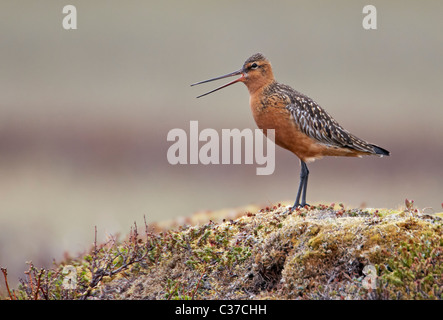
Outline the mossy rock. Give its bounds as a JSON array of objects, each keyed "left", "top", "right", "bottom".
[
  {"left": 95, "top": 205, "right": 442, "bottom": 300},
  {"left": 6, "top": 204, "right": 442, "bottom": 300}
]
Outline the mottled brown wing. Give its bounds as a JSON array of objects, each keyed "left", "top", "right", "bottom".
[{"left": 286, "top": 95, "right": 377, "bottom": 154}]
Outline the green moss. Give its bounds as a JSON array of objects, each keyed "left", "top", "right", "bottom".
[{"left": 378, "top": 232, "right": 442, "bottom": 299}]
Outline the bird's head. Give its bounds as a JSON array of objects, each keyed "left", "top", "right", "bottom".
[{"left": 191, "top": 53, "right": 275, "bottom": 98}]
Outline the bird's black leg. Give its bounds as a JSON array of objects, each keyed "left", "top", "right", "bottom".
[
  {"left": 291, "top": 161, "right": 309, "bottom": 210},
  {"left": 292, "top": 174, "right": 304, "bottom": 208},
  {"left": 300, "top": 161, "right": 309, "bottom": 207}
]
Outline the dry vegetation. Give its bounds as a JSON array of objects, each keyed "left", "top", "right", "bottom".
[{"left": 1, "top": 200, "right": 442, "bottom": 300}]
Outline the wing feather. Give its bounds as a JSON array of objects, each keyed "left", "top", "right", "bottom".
[{"left": 285, "top": 95, "right": 376, "bottom": 154}]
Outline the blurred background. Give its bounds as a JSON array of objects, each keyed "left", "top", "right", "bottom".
[{"left": 0, "top": 0, "right": 442, "bottom": 289}]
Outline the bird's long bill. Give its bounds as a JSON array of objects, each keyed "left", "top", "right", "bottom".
[{"left": 191, "top": 69, "right": 244, "bottom": 98}]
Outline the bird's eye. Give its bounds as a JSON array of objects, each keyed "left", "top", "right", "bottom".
[{"left": 250, "top": 63, "right": 258, "bottom": 69}]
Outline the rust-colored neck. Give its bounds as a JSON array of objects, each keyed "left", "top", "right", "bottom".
[{"left": 244, "top": 68, "right": 275, "bottom": 95}]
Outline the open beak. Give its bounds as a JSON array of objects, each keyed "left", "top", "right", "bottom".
[{"left": 191, "top": 69, "right": 244, "bottom": 98}]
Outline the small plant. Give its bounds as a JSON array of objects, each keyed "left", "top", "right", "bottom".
[
  {"left": 1, "top": 268, "right": 15, "bottom": 300},
  {"left": 405, "top": 198, "right": 414, "bottom": 212}
]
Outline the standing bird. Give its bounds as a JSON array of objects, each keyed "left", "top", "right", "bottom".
[{"left": 191, "top": 53, "right": 389, "bottom": 211}]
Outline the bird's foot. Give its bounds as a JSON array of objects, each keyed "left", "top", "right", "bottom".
[{"left": 284, "top": 203, "right": 310, "bottom": 214}]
